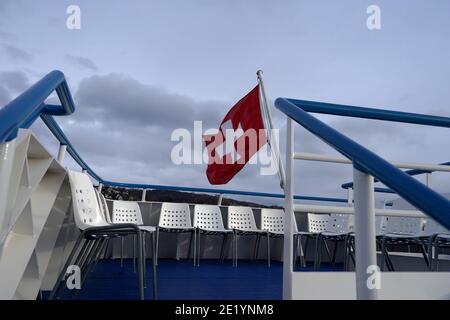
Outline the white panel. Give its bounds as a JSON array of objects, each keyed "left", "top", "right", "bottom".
[{"left": 292, "top": 272, "right": 450, "bottom": 300}]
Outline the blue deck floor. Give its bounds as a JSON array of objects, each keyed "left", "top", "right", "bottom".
[{"left": 45, "top": 259, "right": 341, "bottom": 300}]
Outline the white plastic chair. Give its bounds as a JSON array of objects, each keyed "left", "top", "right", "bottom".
[
  {"left": 112, "top": 200, "right": 155, "bottom": 272},
  {"left": 258, "top": 209, "right": 284, "bottom": 267},
  {"left": 193, "top": 204, "right": 231, "bottom": 266},
  {"left": 227, "top": 206, "right": 262, "bottom": 267},
  {"left": 49, "top": 171, "right": 156, "bottom": 300},
  {"left": 423, "top": 219, "right": 450, "bottom": 270},
  {"left": 380, "top": 216, "right": 430, "bottom": 271},
  {"left": 156, "top": 202, "right": 194, "bottom": 265}
]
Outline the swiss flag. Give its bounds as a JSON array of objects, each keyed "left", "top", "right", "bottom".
[{"left": 204, "top": 85, "right": 267, "bottom": 184}]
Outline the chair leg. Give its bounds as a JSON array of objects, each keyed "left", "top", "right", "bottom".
[
  {"left": 254, "top": 233, "right": 261, "bottom": 261},
  {"left": 136, "top": 230, "right": 144, "bottom": 300},
  {"left": 120, "top": 237, "right": 124, "bottom": 267},
  {"left": 314, "top": 235, "right": 321, "bottom": 271},
  {"left": 435, "top": 244, "right": 440, "bottom": 271},
  {"left": 133, "top": 234, "right": 136, "bottom": 273},
  {"left": 380, "top": 238, "right": 386, "bottom": 271},
  {"left": 142, "top": 234, "right": 147, "bottom": 288},
  {"left": 155, "top": 227, "right": 160, "bottom": 266},
  {"left": 233, "top": 230, "right": 238, "bottom": 267},
  {"left": 48, "top": 231, "right": 87, "bottom": 300},
  {"left": 151, "top": 231, "right": 158, "bottom": 300},
  {"left": 331, "top": 239, "right": 338, "bottom": 270},
  {"left": 193, "top": 228, "right": 197, "bottom": 266},
  {"left": 419, "top": 243, "right": 430, "bottom": 269},
  {"left": 197, "top": 230, "right": 202, "bottom": 266},
  {"left": 187, "top": 230, "right": 193, "bottom": 261},
  {"left": 323, "top": 239, "right": 333, "bottom": 264},
  {"left": 219, "top": 233, "right": 227, "bottom": 263}
]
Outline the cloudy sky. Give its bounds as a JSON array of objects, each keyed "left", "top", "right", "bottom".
[{"left": 1, "top": 0, "right": 450, "bottom": 206}]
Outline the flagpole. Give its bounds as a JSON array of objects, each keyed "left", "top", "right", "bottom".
[{"left": 257, "top": 70, "right": 286, "bottom": 189}]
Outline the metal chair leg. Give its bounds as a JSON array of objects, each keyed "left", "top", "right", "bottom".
[
  {"left": 142, "top": 234, "right": 147, "bottom": 288},
  {"left": 331, "top": 239, "right": 338, "bottom": 270},
  {"left": 193, "top": 227, "right": 197, "bottom": 266},
  {"left": 187, "top": 230, "right": 193, "bottom": 261},
  {"left": 120, "top": 237, "right": 124, "bottom": 267},
  {"left": 197, "top": 230, "right": 202, "bottom": 266},
  {"left": 314, "top": 234, "right": 321, "bottom": 271},
  {"left": 151, "top": 231, "right": 158, "bottom": 300},
  {"left": 380, "top": 238, "right": 386, "bottom": 271},
  {"left": 155, "top": 227, "right": 160, "bottom": 266},
  {"left": 48, "top": 230, "right": 87, "bottom": 300},
  {"left": 254, "top": 233, "right": 261, "bottom": 261},
  {"left": 219, "top": 233, "right": 227, "bottom": 263},
  {"left": 133, "top": 234, "right": 136, "bottom": 273},
  {"left": 136, "top": 230, "right": 144, "bottom": 300}
]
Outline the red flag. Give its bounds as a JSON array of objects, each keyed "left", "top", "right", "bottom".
[{"left": 204, "top": 85, "right": 267, "bottom": 184}]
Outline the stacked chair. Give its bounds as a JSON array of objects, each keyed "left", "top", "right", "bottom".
[
  {"left": 379, "top": 216, "right": 431, "bottom": 271},
  {"left": 227, "top": 206, "right": 263, "bottom": 267},
  {"left": 193, "top": 204, "right": 232, "bottom": 266},
  {"left": 296, "top": 213, "right": 353, "bottom": 270},
  {"left": 155, "top": 202, "right": 194, "bottom": 265},
  {"left": 49, "top": 170, "right": 157, "bottom": 300},
  {"left": 257, "top": 209, "right": 285, "bottom": 267}
]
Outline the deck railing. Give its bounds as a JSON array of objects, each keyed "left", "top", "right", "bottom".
[
  {"left": 275, "top": 97, "right": 450, "bottom": 300},
  {"left": 0, "top": 70, "right": 347, "bottom": 206}
]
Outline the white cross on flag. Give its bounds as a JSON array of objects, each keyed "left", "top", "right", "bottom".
[{"left": 203, "top": 85, "right": 267, "bottom": 184}]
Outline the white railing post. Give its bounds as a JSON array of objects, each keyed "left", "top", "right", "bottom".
[
  {"left": 347, "top": 187, "right": 354, "bottom": 206},
  {"left": 98, "top": 183, "right": 103, "bottom": 192},
  {"left": 0, "top": 140, "right": 16, "bottom": 245},
  {"left": 141, "top": 189, "right": 147, "bottom": 202},
  {"left": 57, "top": 144, "right": 67, "bottom": 165},
  {"left": 283, "top": 118, "right": 294, "bottom": 300},
  {"left": 353, "top": 166, "right": 379, "bottom": 300},
  {"left": 217, "top": 194, "right": 224, "bottom": 205},
  {"left": 426, "top": 173, "right": 432, "bottom": 187}
]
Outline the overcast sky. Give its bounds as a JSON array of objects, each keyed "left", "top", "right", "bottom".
[{"left": 1, "top": 0, "right": 450, "bottom": 206}]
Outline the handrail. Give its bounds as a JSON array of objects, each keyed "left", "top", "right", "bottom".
[
  {"left": 0, "top": 70, "right": 75, "bottom": 143},
  {"left": 285, "top": 99, "right": 450, "bottom": 193},
  {"left": 0, "top": 70, "right": 348, "bottom": 204},
  {"left": 102, "top": 179, "right": 347, "bottom": 203},
  {"left": 275, "top": 98, "right": 450, "bottom": 230}
]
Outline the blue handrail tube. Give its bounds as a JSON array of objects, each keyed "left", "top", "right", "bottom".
[
  {"left": 275, "top": 98, "right": 450, "bottom": 230},
  {"left": 0, "top": 70, "right": 75, "bottom": 143}
]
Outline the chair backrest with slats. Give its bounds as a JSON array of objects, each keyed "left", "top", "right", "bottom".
[
  {"left": 68, "top": 170, "right": 108, "bottom": 230},
  {"left": 159, "top": 202, "right": 192, "bottom": 229},
  {"left": 261, "top": 209, "right": 284, "bottom": 234},
  {"left": 194, "top": 204, "right": 225, "bottom": 231},
  {"left": 384, "top": 216, "right": 424, "bottom": 235},
  {"left": 112, "top": 200, "right": 144, "bottom": 225},
  {"left": 307, "top": 213, "right": 330, "bottom": 233},
  {"left": 228, "top": 206, "right": 258, "bottom": 231}
]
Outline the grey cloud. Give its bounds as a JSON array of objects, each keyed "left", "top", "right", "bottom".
[
  {"left": 1, "top": 44, "right": 32, "bottom": 62},
  {"left": 65, "top": 55, "right": 99, "bottom": 72},
  {"left": 74, "top": 73, "right": 225, "bottom": 130},
  {"left": 0, "top": 86, "right": 11, "bottom": 107},
  {"left": 0, "top": 71, "right": 29, "bottom": 93}
]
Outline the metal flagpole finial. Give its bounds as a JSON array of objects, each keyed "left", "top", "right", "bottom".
[{"left": 256, "top": 70, "right": 263, "bottom": 78}]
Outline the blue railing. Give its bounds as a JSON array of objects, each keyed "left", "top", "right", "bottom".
[
  {"left": 285, "top": 99, "right": 450, "bottom": 194},
  {"left": 0, "top": 70, "right": 75, "bottom": 143},
  {"left": 275, "top": 98, "right": 450, "bottom": 230},
  {"left": 0, "top": 70, "right": 347, "bottom": 204}
]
